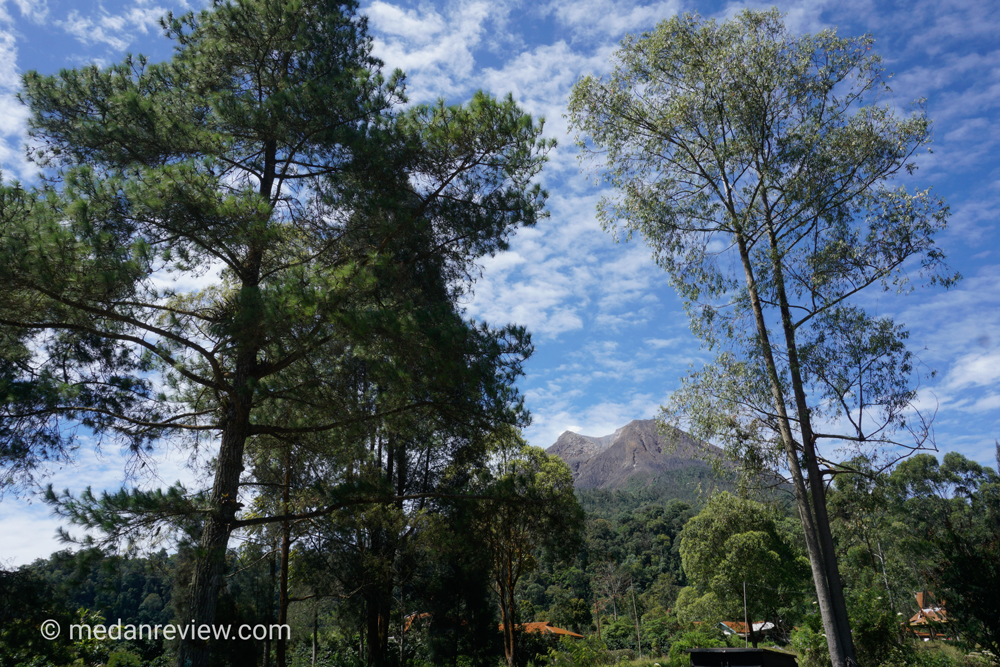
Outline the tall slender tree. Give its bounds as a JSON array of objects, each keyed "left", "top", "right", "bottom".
[
  {"left": 481, "top": 430, "right": 583, "bottom": 667},
  {"left": 569, "top": 11, "right": 955, "bottom": 667}
]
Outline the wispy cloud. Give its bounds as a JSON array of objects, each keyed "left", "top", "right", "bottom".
[
  {"left": 542, "top": 0, "right": 682, "bottom": 40},
  {"left": 367, "top": 0, "right": 502, "bottom": 101},
  {"left": 57, "top": 6, "right": 167, "bottom": 52},
  {"left": 0, "top": 0, "right": 49, "bottom": 24},
  {"left": 0, "top": 15, "right": 30, "bottom": 178}
]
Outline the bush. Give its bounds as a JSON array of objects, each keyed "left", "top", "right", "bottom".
[
  {"left": 106, "top": 651, "right": 143, "bottom": 667},
  {"left": 609, "top": 649, "right": 636, "bottom": 662},
  {"left": 789, "top": 620, "right": 830, "bottom": 667},
  {"left": 544, "top": 635, "right": 611, "bottom": 667},
  {"left": 665, "top": 630, "right": 726, "bottom": 667},
  {"left": 848, "top": 588, "right": 913, "bottom": 667}
]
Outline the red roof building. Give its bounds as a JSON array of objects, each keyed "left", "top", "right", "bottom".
[
  {"left": 718, "top": 621, "right": 776, "bottom": 638},
  {"left": 498, "top": 621, "right": 583, "bottom": 639}
]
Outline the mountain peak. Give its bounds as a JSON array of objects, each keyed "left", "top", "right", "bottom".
[{"left": 546, "top": 419, "right": 721, "bottom": 490}]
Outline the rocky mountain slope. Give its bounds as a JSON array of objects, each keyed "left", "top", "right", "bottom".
[{"left": 545, "top": 419, "right": 725, "bottom": 490}]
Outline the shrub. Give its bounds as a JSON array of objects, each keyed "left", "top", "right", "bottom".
[
  {"left": 790, "top": 620, "right": 830, "bottom": 667},
  {"left": 545, "top": 635, "right": 611, "bottom": 667},
  {"left": 666, "top": 630, "right": 726, "bottom": 667}
]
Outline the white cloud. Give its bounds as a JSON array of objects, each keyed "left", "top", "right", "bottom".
[
  {"left": 361, "top": 0, "right": 1000, "bottom": 471},
  {"left": 0, "top": 20, "right": 31, "bottom": 179},
  {"left": 0, "top": 27, "right": 19, "bottom": 90},
  {"left": 645, "top": 337, "right": 682, "bottom": 349},
  {"left": 56, "top": 5, "right": 167, "bottom": 52},
  {"left": 944, "top": 349, "right": 1000, "bottom": 391},
  {"left": 367, "top": 0, "right": 497, "bottom": 101},
  {"left": 0, "top": 0, "right": 48, "bottom": 24},
  {"left": 524, "top": 390, "right": 663, "bottom": 450},
  {"left": 367, "top": 1, "right": 447, "bottom": 42},
  {"left": 713, "top": 0, "right": 842, "bottom": 34},
  {"left": 543, "top": 0, "right": 682, "bottom": 39},
  {"left": 148, "top": 259, "right": 227, "bottom": 295}
]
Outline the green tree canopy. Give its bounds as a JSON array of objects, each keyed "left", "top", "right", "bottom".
[
  {"left": 889, "top": 451, "right": 1000, "bottom": 655},
  {"left": 678, "top": 492, "right": 809, "bottom": 645},
  {"left": 480, "top": 429, "right": 584, "bottom": 667}
]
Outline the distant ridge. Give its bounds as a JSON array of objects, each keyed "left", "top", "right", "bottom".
[{"left": 545, "top": 419, "right": 724, "bottom": 490}]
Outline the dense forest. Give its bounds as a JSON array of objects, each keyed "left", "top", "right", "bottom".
[
  {"left": 1, "top": 1, "right": 998, "bottom": 667},
  {"left": 2, "top": 450, "right": 998, "bottom": 667}
]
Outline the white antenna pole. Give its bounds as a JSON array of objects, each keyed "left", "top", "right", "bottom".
[{"left": 744, "top": 581, "right": 749, "bottom": 648}]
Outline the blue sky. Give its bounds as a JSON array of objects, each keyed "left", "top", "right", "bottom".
[{"left": 1, "top": 0, "right": 998, "bottom": 565}]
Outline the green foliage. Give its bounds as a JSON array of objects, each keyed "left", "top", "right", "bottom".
[
  {"left": 641, "top": 612, "right": 682, "bottom": 655},
  {"left": 889, "top": 452, "right": 1000, "bottom": 656},
  {"left": 584, "top": 500, "right": 696, "bottom": 591},
  {"left": 847, "top": 587, "right": 912, "bottom": 667},
  {"left": 544, "top": 635, "right": 609, "bottom": 667},
  {"left": 828, "top": 457, "right": 924, "bottom": 621},
  {"left": 106, "top": 651, "right": 143, "bottom": 667},
  {"left": 0, "top": 567, "right": 77, "bottom": 667},
  {"left": 481, "top": 434, "right": 585, "bottom": 667},
  {"left": 826, "top": 450, "right": 1000, "bottom": 662},
  {"left": 678, "top": 493, "right": 809, "bottom": 643},
  {"left": 576, "top": 471, "right": 727, "bottom": 515},
  {"left": 7, "top": 0, "right": 549, "bottom": 555},
  {"left": 665, "top": 630, "right": 726, "bottom": 667},
  {"left": 641, "top": 574, "right": 680, "bottom": 620},
  {"left": 673, "top": 587, "right": 723, "bottom": 629},
  {"left": 789, "top": 618, "right": 830, "bottom": 667},
  {"left": 5, "top": 2, "right": 553, "bottom": 665}
]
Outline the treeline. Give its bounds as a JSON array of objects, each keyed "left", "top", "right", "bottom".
[
  {"left": 574, "top": 467, "right": 732, "bottom": 519},
  {"left": 3, "top": 449, "right": 997, "bottom": 667},
  {"left": 2, "top": 432, "right": 581, "bottom": 667},
  {"left": 531, "top": 451, "right": 1000, "bottom": 667}
]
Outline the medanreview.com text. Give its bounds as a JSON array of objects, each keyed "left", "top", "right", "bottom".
[{"left": 39, "top": 618, "right": 290, "bottom": 642}]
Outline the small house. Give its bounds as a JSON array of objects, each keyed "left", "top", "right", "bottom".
[{"left": 718, "top": 621, "right": 776, "bottom": 639}]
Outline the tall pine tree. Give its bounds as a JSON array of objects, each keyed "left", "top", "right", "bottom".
[{"left": 3, "top": 1, "right": 550, "bottom": 664}]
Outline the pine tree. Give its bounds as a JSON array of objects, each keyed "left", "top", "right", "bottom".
[{"left": 4, "top": 1, "right": 551, "bottom": 664}]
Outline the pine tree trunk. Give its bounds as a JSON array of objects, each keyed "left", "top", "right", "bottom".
[
  {"left": 277, "top": 448, "right": 291, "bottom": 667},
  {"left": 265, "top": 554, "right": 275, "bottom": 667},
  {"left": 177, "top": 395, "right": 251, "bottom": 667},
  {"left": 178, "top": 231, "right": 263, "bottom": 666}
]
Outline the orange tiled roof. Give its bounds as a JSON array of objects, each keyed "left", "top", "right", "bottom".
[
  {"left": 721, "top": 621, "right": 750, "bottom": 634},
  {"left": 403, "top": 612, "right": 433, "bottom": 633},
  {"left": 498, "top": 621, "right": 583, "bottom": 638},
  {"left": 909, "top": 592, "right": 947, "bottom": 626}
]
